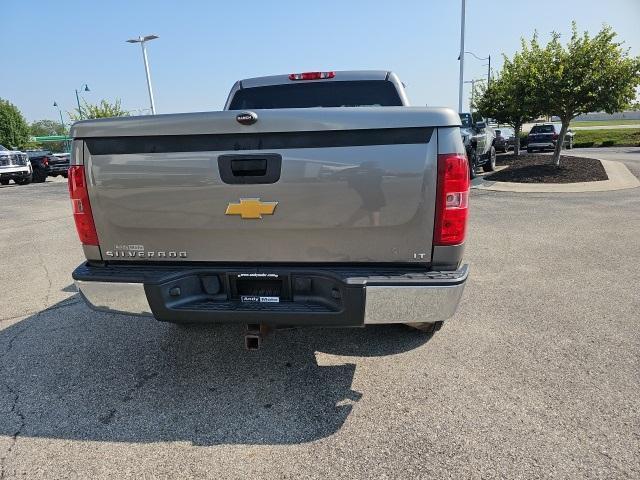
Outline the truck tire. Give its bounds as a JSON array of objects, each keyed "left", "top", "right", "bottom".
[
  {"left": 15, "top": 174, "right": 32, "bottom": 185},
  {"left": 406, "top": 321, "right": 443, "bottom": 335},
  {"left": 32, "top": 169, "right": 47, "bottom": 183},
  {"left": 482, "top": 146, "right": 497, "bottom": 172},
  {"left": 468, "top": 149, "right": 478, "bottom": 179},
  {"left": 0, "top": 179, "right": 9, "bottom": 185}
]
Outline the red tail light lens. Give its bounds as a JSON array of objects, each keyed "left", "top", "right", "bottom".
[
  {"left": 43, "top": 156, "right": 49, "bottom": 166},
  {"left": 433, "top": 153, "right": 470, "bottom": 246},
  {"left": 552, "top": 133, "right": 559, "bottom": 140},
  {"left": 68, "top": 166, "right": 99, "bottom": 246},
  {"left": 288, "top": 71, "right": 335, "bottom": 81}
]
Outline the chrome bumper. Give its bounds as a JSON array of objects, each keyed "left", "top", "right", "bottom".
[
  {"left": 75, "top": 280, "right": 153, "bottom": 316},
  {"left": 528, "top": 142, "right": 555, "bottom": 148},
  {"left": 75, "top": 264, "right": 468, "bottom": 325},
  {"left": 364, "top": 279, "right": 467, "bottom": 324}
]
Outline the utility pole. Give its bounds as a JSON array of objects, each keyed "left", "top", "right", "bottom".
[
  {"left": 458, "top": 0, "right": 466, "bottom": 113},
  {"left": 126, "top": 35, "right": 159, "bottom": 114}
]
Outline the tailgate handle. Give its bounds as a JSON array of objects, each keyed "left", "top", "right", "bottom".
[{"left": 218, "top": 154, "right": 282, "bottom": 184}]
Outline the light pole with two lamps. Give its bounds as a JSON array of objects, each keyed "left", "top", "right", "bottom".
[{"left": 126, "top": 34, "right": 159, "bottom": 114}]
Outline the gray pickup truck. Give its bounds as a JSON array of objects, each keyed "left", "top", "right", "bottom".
[{"left": 70, "top": 70, "right": 469, "bottom": 347}]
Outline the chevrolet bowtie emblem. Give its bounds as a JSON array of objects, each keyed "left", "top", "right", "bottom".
[{"left": 225, "top": 198, "right": 278, "bottom": 219}]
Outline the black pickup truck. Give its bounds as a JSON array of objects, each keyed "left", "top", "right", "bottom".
[{"left": 26, "top": 150, "right": 70, "bottom": 182}]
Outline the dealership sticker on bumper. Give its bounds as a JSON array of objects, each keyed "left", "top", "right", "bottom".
[{"left": 241, "top": 296, "right": 280, "bottom": 303}]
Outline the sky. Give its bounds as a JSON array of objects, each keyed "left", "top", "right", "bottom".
[{"left": 2, "top": 0, "right": 639, "bottom": 123}]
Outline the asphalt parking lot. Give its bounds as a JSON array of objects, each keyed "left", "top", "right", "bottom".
[{"left": 1, "top": 164, "right": 639, "bottom": 479}]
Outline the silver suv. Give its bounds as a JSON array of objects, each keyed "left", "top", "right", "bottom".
[{"left": 459, "top": 113, "right": 497, "bottom": 178}]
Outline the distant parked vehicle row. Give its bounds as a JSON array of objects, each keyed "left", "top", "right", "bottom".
[
  {"left": 527, "top": 123, "right": 574, "bottom": 153},
  {"left": 0, "top": 146, "right": 70, "bottom": 186}
]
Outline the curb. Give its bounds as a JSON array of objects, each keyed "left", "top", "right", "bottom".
[{"left": 471, "top": 159, "right": 640, "bottom": 193}]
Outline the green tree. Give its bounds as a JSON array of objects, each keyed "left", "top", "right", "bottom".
[
  {"left": 30, "top": 119, "right": 66, "bottom": 137},
  {"left": 0, "top": 99, "right": 30, "bottom": 149},
  {"left": 535, "top": 23, "right": 640, "bottom": 166},
  {"left": 473, "top": 41, "right": 544, "bottom": 157},
  {"left": 69, "top": 99, "right": 130, "bottom": 120},
  {"left": 30, "top": 119, "right": 68, "bottom": 152}
]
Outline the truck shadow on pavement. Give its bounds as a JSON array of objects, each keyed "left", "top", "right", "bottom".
[{"left": 0, "top": 296, "right": 432, "bottom": 446}]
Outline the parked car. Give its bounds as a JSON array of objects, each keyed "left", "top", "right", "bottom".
[
  {"left": 527, "top": 123, "right": 574, "bottom": 153},
  {"left": 494, "top": 127, "right": 516, "bottom": 152},
  {"left": 26, "top": 150, "right": 70, "bottom": 182},
  {"left": 459, "top": 112, "right": 496, "bottom": 178},
  {"left": 51, "top": 153, "right": 70, "bottom": 177},
  {"left": 70, "top": 70, "right": 469, "bottom": 347},
  {"left": 0, "top": 144, "right": 32, "bottom": 185}
]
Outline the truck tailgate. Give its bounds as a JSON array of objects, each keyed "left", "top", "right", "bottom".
[{"left": 74, "top": 108, "right": 451, "bottom": 263}]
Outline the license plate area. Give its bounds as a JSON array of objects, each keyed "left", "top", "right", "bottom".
[{"left": 230, "top": 273, "right": 291, "bottom": 303}]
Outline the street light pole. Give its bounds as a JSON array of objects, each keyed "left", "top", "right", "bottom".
[
  {"left": 126, "top": 35, "right": 159, "bottom": 114},
  {"left": 74, "top": 84, "right": 90, "bottom": 119},
  {"left": 458, "top": 0, "right": 466, "bottom": 113},
  {"left": 53, "top": 102, "right": 65, "bottom": 129}
]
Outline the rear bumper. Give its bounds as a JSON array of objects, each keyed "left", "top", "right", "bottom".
[
  {"left": 47, "top": 164, "right": 69, "bottom": 175},
  {"left": 73, "top": 263, "right": 468, "bottom": 326},
  {"left": 528, "top": 141, "right": 555, "bottom": 149}
]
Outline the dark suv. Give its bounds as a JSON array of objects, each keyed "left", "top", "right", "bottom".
[
  {"left": 494, "top": 127, "right": 515, "bottom": 153},
  {"left": 527, "top": 123, "right": 574, "bottom": 153}
]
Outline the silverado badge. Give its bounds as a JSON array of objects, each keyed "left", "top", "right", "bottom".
[{"left": 225, "top": 198, "right": 278, "bottom": 219}]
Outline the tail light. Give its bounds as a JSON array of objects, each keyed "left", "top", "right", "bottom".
[
  {"left": 433, "top": 153, "right": 470, "bottom": 246},
  {"left": 288, "top": 71, "right": 335, "bottom": 81},
  {"left": 552, "top": 132, "right": 559, "bottom": 140},
  {"left": 43, "top": 156, "right": 49, "bottom": 166},
  {"left": 68, "top": 166, "right": 99, "bottom": 246}
]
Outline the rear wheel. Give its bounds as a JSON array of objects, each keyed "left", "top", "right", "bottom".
[
  {"left": 468, "top": 149, "right": 478, "bottom": 179},
  {"left": 32, "top": 169, "right": 47, "bottom": 183},
  {"left": 0, "top": 179, "right": 9, "bottom": 186},
  {"left": 527, "top": 147, "right": 533, "bottom": 154},
  {"left": 406, "top": 321, "right": 444, "bottom": 335},
  {"left": 482, "top": 146, "right": 497, "bottom": 172},
  {"left": 15, "top": 174, "right": 32, "bottom": 185}
]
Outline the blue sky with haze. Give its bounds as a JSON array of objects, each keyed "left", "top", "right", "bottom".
[{"left": 2, "top": 0, "right": 639, "bottom": 122}]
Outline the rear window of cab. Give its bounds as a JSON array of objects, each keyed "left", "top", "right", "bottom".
[
  {"left": 530, "top": 125, "right": 556, "bottom": 134},
  {"left": 228, "top": 80, "right": 403, "bottom": 109}
]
